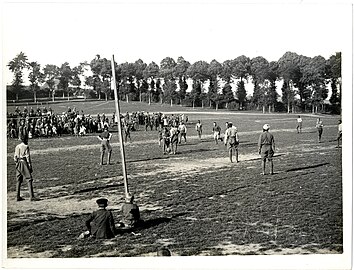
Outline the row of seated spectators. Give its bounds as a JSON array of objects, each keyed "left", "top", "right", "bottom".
[{"left": 7, "top": 106, "right": 189, "bottom": 139}]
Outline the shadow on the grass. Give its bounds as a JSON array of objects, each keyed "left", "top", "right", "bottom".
[
  {"left": 116, "top": 212, "right": 188, "bottom": 234},
  {"left": 286, "top": 162, "right": 330, "bottom": 172},
  {"left": 73, "top": 183, "right": 123, "bottom": 194},
  {"left": 128, "top": 156, "right": 169, "bottom": 163},
  {"left": 182, "top": 148, "right": 217, "bottom": 154},
  {"left": 240, "top": 142, "right": 258, "bottom": 147}
]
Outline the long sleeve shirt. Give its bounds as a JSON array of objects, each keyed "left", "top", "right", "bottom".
[
  {"left": 14, "top": 142, "right": 31, "bottom": 165},
  {"left": 85, "top": 208, "right": 116, "bottom": 239},
  {"left": 258, "top": 131, "right": 275, "bottom": 151},
  {"left": 224, "top": 126, "right": 238, "bottom": 144}
]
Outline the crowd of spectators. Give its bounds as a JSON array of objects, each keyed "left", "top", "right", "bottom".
[{"left": 7, "top": 106, "right": 189, "bottom": 140}]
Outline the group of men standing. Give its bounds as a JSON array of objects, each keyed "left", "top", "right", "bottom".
[{"left": 210, "top": 120, "right": 274, "bottom": 173}]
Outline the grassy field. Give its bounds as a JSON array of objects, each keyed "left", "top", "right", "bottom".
[{"left": 6, "top": 101, "right": 343, "bottom": 258}]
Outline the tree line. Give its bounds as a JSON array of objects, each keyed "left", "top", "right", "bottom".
[{"left": 7, "top": 51, "right": 341, "bottom": 113}]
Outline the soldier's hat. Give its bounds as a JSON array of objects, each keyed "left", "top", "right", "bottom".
[
  {"left": 263, "top": 124, "right": 270, "bottom": 130},
  {"left": 96, "top": 198, "right": 108, "bottom": 207}
]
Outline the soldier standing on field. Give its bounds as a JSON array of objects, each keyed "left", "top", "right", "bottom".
[
  {"left": 97, "top": 126, "right": 113, "bottom": 165},
  {"left": 212, "top": 122, "right": 221, "bottom": 144},
  {"left": 178, "top": 121, "right": 187, "bottom": 144},
  {"left": 169, "top": 124, "right": 179, "bottom": 155},
  {"left": 258, "top": 124, "right": 275, "bottom": 175},
  {"left": 224, "top": 122, "right": 239, "bottom": 163},
  {"left": 195, "top": 120, "right": 203, "bottom": 140},
  {"left": 296, "top": 115, "right": 303, "bottom": 133},
  {"left": 14, "top": 134, "right": 38, "bottom": 201},
  {"left": 316, "top": 118, "right": 324, "bottom": 143}
]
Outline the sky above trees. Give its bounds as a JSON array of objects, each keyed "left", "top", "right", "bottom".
[{"left": 2, "top": 1, "right": 351, "bottom": 87}]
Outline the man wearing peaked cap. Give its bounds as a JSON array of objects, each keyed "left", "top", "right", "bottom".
[
  {"left": 96, "top": 198, "right": 108, "bottom": 207},
  {"left": 84, "top": 198, "right": 116, "bottom": 239},
  {"left": 258, "top": 124, "right": 275, "bottom": 175}
]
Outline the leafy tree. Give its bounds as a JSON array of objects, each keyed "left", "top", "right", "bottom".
[
  {"left": 250, "top": 56, "right": 269, "bottom": 110},
  {"left": 232, "top": 55, "right": 250, "bottom": 109},
  {"left": 152, "top": 78, "right": 163, "bottom": 103},
  {"left": 71, "top": 66, "right": 83, "bottom": 94},
  {"left": 301, "top": 55, "right": 328, "bottom": 113},
  {"left": 236, "top": 81, "right": 247, "bottom": 109},
  {"left": 266, "top": 61, "right": 279, "bottom": 112},
  {"left": 100, "top": 58, "right": 113, "bottom": 101},
  {"left": 89, "top": 55, "right": 104, "bottom": 99},
  {"left": 220, "top": 60, "right": 233, "bottom": 83},
  {"left": 186, "top": 60, "right": 210, "bottom": 107},
  {"left": 134, "top": 59, "right": 147, "bottom": 102},
  {"left": 208, "top": 60, "right": 223, "bottom": 109},
  {"left": 143, "top": 61, "right": 159, "bottom": 104},
  {"left": 160, "top": 57, "right": 177, "bottom": 105},
  {"left": 174, "top": 56, "right": 191, "bottom": 104},
  {"left": 327, "top": 52, "right": 341, "bottom": 114},
  {"left": 222, "top": 83, "right": 234, "bottom": 109},
  {"left": 58, "top": 62, "right": 73, "bottom": 100},
  {"left": 189, "top": 80, "right": 202, "bottom": 108},
  {"left": 28, "top": 61, "right": 44, "bottom": 103},
  {"left": 43, "top": 64, "right": 59, "bottom": 101},
  {"left": 277, "top": 52, "right": 301, "bottom": 113},
  {"left": 119, "top": 62, "right": 137, "bottom": 102},
  {"left": 7, "top": 52, "right": 28, "bottom": 101}
]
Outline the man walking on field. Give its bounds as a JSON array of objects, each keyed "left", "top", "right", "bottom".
[
  {"left": 258, "top": 124, "right": 275, "bottom": 175},
  {"left": 224, "top": 122, "right": 239, "bottom": 163}
]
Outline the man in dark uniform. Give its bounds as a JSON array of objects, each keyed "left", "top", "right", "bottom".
[
  {"left": 258, "top": 124, "right": 275, "bottom": 175},
  {"left": 85, "top": 198, "right": 116, "bottom": 239},
  {"left": 97, "top": 126, "right": 112, "bottom": 165}
]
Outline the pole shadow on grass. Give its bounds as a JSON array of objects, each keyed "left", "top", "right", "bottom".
[
  {"left": 285, "top": 162, "right": 330, "bottom": 172},
  {"left": 240, "top": 142, "right": 258, "bottom": 147},
  {"left": 73, "top": 183, "right": 123, "bottom": 194},
  {"left": 182, "top": 148, "right": 217, "bottom": 155},
  {"left": 127, "top": 156, "right": 170, "bottom": 163},
  {"left": 116, "top": 212, "right": 187, "bottom": 234},
  {"left": 245, "top": 154, "right": 284, "bottom": 162}
]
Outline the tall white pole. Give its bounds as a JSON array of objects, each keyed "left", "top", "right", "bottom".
[{"left": 111, "top": 55, "right": 129, "bottom": 197}]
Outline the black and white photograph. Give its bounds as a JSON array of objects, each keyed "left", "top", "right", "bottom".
[{"left": 1, "top": 0, "right": 353, "bottom": 269}]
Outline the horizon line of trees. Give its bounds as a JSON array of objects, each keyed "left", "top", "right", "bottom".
[{"left": 7, "top": 51, "right": 341, "bottom": 114}]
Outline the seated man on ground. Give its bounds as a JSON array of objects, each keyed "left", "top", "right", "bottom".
[
  {"left": 118, "top": 193, "right": 143, "bottom": 229},
  {"left": 82, "top": 198, "right": 116, "bottom": 239}
]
